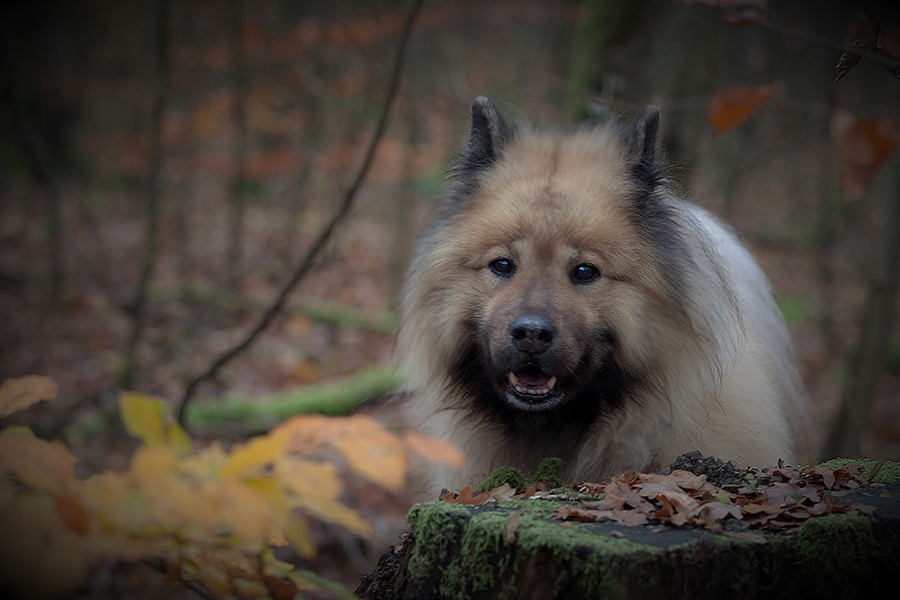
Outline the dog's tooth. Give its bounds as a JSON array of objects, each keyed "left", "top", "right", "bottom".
[
  {"left": 509, "top": 372, "right": 518, "bottom": 386},
  {"left": 547, "top": 376, "right": 557, "bottom": 390}
]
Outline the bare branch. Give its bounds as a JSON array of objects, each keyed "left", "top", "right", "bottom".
[
  {"left": 118, "top": 0, "right": 171, "bottom": 390},
  {"left": 176, "top": 0, "right": 425, "bottom": 425}
]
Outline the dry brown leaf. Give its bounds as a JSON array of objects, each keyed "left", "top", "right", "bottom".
[
  {"left": 655, "top": 491, "right": 701, "bottom": 526},
  {"left": 695, "top": 501, "right": 742, "bottom": 528},
  {"left": 668, "top": 470, "right": 710, "bottom": 491},
  {"left": 485, "top": 483, "right": 516, "bottom": 503}
]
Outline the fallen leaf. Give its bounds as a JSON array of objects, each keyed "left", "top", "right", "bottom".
[
  {"left": 221, "top": 433, "right": 285, "bottom": 479},
  {"left": 0, "top": 376, "right": 58, "bottom": 418},
  {"left": 0, "top": 426, "right": 78, "bottom": 495},
  {"left": 276, "top": 459, "right": 342, "bottom": 503}
]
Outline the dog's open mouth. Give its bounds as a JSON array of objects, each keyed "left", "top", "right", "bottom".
[{"left": 506, "top": 366, "right": 560, "bottom": 407}]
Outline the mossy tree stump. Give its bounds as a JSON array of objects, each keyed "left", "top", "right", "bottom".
[{"left": 358, "top": 460, "right": 899, "bottom": 599}]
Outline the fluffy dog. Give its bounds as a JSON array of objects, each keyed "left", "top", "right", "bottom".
[{"left": 397, "top": 97, "right": 806, "bottom": 492}]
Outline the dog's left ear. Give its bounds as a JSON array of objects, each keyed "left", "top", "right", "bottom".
[
  {"left": 626, "top": 105, "right": 664, "bottom": 190},
  {"left": 632, "top": 105, "right": 660, "bottom": 165},
  {"left": 461, "top": 96, "right": 515, "bottom": 174}
]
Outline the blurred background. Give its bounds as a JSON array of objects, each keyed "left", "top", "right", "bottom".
[{"left": 1, "top": 0, "right": 898, "bottom": 593}]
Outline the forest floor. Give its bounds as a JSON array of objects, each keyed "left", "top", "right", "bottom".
[{"left": 1, "top": 0, "right": 899, "bottom": 595}]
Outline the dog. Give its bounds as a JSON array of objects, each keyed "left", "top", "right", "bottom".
[{"left": 397, "top": 97, "right": 807, "bottom": 493}]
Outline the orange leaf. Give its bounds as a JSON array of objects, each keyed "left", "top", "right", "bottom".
[
  {"left": 55, "top": 495, "right": 91, "bottom": 535},
  {"left": 831, "top": 109, "right": 900, "bottom": 199},
  {"left": 0, "top": 375, "right": 58, "bottom": 418},
  {"left": 707, "top": 85, "right": 774, "bottom": 134},
  {"left": 403, "top": 430, "right": 465, "bottom": 470}
]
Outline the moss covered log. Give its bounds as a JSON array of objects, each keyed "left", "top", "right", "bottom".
[{"left": 358, "top": 461, "right": 900, "bottom": 599}]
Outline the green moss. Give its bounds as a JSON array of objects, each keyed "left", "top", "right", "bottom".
[
  {"left": 476, "top": 466, "right": 527, "bottom": 493},
  {"left": 515, "top": 515, "right": 654, "bottom": 597},
  {"left": 439, "top": 511, "right": 512, "bottom": 597},
  {"left": 405, "top": 503, "right": 472, "bottom": 579},
  {"left": 794, "top": 514, "right": 878, "bottom": 596},
  {"left": 531, "top": 457, "right": 564, "bottom": 488},
  {"left": 409, "top": 501, "right": 659, "bottom": 599},
  {"left": 820, "top": 458, "right": 900, "bottom": 484}
]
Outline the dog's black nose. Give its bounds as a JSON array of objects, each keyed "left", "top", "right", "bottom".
[{"left": 510, "top": 315, "right": 555, "bottom": 354}]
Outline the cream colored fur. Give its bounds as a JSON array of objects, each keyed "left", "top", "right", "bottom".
[{"left": 398, "top": 118, "right": 807, "bottom": 494}]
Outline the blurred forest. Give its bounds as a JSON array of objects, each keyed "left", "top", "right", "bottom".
[{"left": 1, "top": 0, "right": 899, "bottom": 596}]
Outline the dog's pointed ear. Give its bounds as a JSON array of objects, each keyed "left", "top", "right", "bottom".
[
  {"left": 632, "top": 105, "right": 660, "bottom": 164},
  {"left": 461, "top": 96, "right": 514, "bottom": 173},
  {"left": 627, "top": 105, "right": 665, "bottom": 191}
]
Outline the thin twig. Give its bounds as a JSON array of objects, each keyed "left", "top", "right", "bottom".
[
  {"left": 119, "top": 0, "right": 170, "bottom": 389},
  {"left": 176, "top": 0, "right": 424, "bottom": 425},
  {"left": 226, "top": 0, "right": 248, "bottom": 290},
  {"left": 756, "top": 19, "right": 900, "bottom": 72}
]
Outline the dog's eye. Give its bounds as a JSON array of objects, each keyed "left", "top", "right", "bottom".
[
  {"left": 489, "top": 258, "right": 515, "bottom": 276},
  {"left": 571, "top": 264, "right": 599, "bottom": 283}
]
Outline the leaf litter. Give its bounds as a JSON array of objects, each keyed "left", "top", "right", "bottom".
[{"left": 441, "top": 454, "right": 878, "bottom": 536}]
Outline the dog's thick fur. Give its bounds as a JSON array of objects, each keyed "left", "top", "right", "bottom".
[{"left": 398, "top": 97, "right": 806, "bottom": 493}]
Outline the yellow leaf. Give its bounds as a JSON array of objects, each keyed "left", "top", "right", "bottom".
[
  {"left": 278, "top": 415, "right": 408, "bottom": 491},
  {"left": 81, "top": 471, "right": 155, "bottom": 534},
  {"left": 276, "top": 459, "right": 342, "bottom": 503},
  {"left": 119, "top": 392, "right": 167, "bottom": 446},
  {"left": 141, "top": 473, "right": 213, "bottom": 533},
  {"left": 129, "top": 446, "right": 179, "bottom": 483},
  {"left": 403, "top": 430, "right": 465, "bottom": 470},
  {"left": 0, "top": 375, "right": 58, "bottom": 418},
  {"left": 0, "top": 426, "right": 77, "bottom": 494},
  {"left": 294, "top": 494, "right": 372, "bottom": 537},
  {"left": 180, "top": 442, "right": 227, "bottom": 479},
  {"left": 267, "top": 526, "right": 289, "bottom": 547},
  {"left": 245, "top": 475, "right": 289, "bottom": 514},
  {"left": 329, "top": 417, "right": 407, "bottom": 492},
  {"left": 278, "top": 515, "right": 317, "bottom": 560},
  {"left": 165, "top": 421, "right": 194, "bottom": 456},
  {"left": 202, "top": 479, "right": 273, "bottom": 546},
  {"left": 221, "top": 433, "right": 286, "bottom": 479}
]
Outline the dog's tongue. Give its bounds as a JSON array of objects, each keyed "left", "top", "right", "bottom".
[
  {"left": 517, "top": 371, "right": 549, "bottom": 388},
  {"left": 508, "top": 370, "right": 557, "bottom": 395}
]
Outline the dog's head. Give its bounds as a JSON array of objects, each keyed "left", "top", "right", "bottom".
[{"left": 401, "top": 98, "right": 710, "bottom": 426}]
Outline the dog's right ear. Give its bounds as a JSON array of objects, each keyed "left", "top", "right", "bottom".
[{"left": 460, "top": 96, "right": 514, "bottom": 174}]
